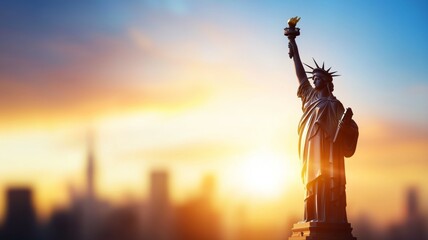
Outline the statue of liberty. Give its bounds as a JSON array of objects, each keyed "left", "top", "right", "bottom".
[{"left": 285, "top": 17, "right": 359, "bottom": 228}]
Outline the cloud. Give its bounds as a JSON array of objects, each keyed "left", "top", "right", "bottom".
[
  {"left": 0, "top": 0, "right": 280, "bottom": 132},
  {"left": 0, "top": 32, "right": 213, "bottom": 129},
  {"left": 129, "top": 28, "right": 155, "bottom": 53},
  {"left": 137, "top": 140, "right": 245, "bottom": 163},
  {"left": 356, "top": 118, "right": 428, "bottom": 168}
]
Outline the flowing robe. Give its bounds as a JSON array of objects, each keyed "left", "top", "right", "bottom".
[{"left": 297, "top": 80, "right": 358, "bottom": 223}]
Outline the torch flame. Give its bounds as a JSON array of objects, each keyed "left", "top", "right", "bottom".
[{"left": 288, "top": 16, "right": 301, "bottom": 28}]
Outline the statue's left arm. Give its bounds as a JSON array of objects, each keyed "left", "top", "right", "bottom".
[{"left": 340, "top": 119, "right": 359, "bottom": 158}]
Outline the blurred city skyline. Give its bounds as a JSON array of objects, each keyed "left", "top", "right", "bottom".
[
  {"left": 1, "top": 0, "right": 428, "bottom": 231},
  {"left": 0, "top": 152, "right": 426, "bottom": 240}
]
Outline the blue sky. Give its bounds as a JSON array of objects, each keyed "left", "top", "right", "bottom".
[{"left": 1, "top": 0, "right": 428, "bottom": 124}]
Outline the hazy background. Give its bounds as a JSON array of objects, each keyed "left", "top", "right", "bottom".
[{"left": 1, "top": 0, "right": 428, "bottom": 238}]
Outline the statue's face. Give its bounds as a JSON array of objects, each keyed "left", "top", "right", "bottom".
[{"left": 313, "top": 73, "right": 326, "bottom": 90}]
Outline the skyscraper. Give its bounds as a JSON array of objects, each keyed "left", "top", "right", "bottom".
[
  {"left": 80, "top": 130, "right": 100, "bottom": 240},
  {"left": 3, "top": 187, "right": 37, "bottom": 240},
  {"left": 86, "top": 130, "right": 96, "bottom": 201},
  {"left": 150, "top": 170, "right": 169, "bottom": 208},
  {"left": 404, "top": 187, "right": 427, "bottom": 240},
  {"left": 175, "top": 174, "right": 221, "bottom": 240},
  {"left": 148, "top": 170, "right": 173, "bottom": 240}
]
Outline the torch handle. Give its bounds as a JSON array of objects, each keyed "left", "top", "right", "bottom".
[{"left": 284, "top": 27, "right": 300, "bottom": 58}]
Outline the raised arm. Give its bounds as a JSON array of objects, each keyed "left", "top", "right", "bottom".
[{"left": 288, "top": 38, "right": 308, "bottom": 85}]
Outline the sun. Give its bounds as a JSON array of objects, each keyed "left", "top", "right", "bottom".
[{"left": 236, "top": 150, "right": 288, "bottom": 199}]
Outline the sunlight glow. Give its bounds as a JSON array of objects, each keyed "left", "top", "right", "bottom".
[{"left": 237, "top": 150, "right": 287, "bottom": 199}]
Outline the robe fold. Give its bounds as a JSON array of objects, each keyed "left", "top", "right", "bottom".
[{"left": 297, "top": 80, "right": 358, "bottom": 223}]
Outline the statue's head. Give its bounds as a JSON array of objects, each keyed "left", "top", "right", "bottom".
[
  {"left": 304, "top": 58, "right": 339, "bottom": 92},
  {"left": 312, "top": 72, "right": 329, "bottom": 90}
]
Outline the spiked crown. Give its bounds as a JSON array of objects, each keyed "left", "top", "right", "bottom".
[{"left": 304, "top": 58, "right": 339, "bottom": 82}]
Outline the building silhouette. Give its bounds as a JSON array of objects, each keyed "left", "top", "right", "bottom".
[
  {"left": 145, "top": 170, "right": 173, "bottom": 240},
  {"left": 175, "top": 174, "right": 222, "bottom": 240},
  {"left": 48, "top": 208, "right": 77, "bottom": 240},
  {"left": 403, "top": 187, "right": 427, "bottom": 240},
  {"left": 95, "top": 205, "right": 141, "bottom": 240},
  {"left": 46, "top": 131, "right": 112, "bottom": 240},
  {"left": 2, "top": 187, "right": 37, "bottom": 240},
  {"left": 150, "top": 170, "right": 169, "bottom": 212},
  {"left": 86, "top": 131, "right": 96, "bottom": 202},
  {"left": 383, "top": 186, "right": 428, "bottom": 240},
  {"left": 79, "top": 131, "right": 103, "bottom": 240}
]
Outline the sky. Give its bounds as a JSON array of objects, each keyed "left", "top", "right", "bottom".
[{"left": 1, "top": 0, "right": 428, "bottom": 226}]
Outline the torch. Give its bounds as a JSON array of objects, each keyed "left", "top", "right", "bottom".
[{"left": 284, "top": 16, "right": 301, "bottom": 58}]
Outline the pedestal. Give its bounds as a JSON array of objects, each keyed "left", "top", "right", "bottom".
[{"left": 288, "top": 222, "right": 357, "bottom": 240}]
